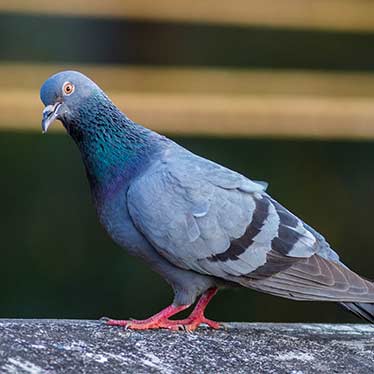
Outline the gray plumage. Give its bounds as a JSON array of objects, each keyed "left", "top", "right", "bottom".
[
  {"left": 128, "top": 143, "right": 374, "bottom": 304},
  {"left": 40, "top": 71, "right": 374, "bottom": 325}
]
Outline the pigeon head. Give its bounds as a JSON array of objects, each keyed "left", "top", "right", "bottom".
[
  {"left": 40, "top": 70, "right": 104, "bottom": 133},
  {"left": 40, "top": 70, "right": 158, "bottom": 187}
]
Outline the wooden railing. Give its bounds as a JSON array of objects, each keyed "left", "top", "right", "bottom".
[
  {"left": 1, "top": 3, "right": 374, "bottom": 139},
  {"left": 1, "top": 63, "right": 374, "bottom": 139},
  {"left": 2, "top": 0, "right": 374, "bottom": 31}
]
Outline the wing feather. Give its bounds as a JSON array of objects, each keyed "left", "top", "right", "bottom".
[
  {"left": 127, "top": 144, "right": 374, "bottom": 304},
  {"left": 128, "top": 145, "right": 322, "bottom": 279}
]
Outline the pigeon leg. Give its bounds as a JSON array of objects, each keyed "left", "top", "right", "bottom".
[
  {"left": 106, "top": 303, "right": 191, "bottom": 331},
  {"left": 106, "top": 288, "right": 220, "bottom": 331},
  {"left": 168, "top": 288, "right": 221, "bottom": 331}
]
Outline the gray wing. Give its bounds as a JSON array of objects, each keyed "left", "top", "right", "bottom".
[
  {"left": 128, "top": 145, "right": 374, "bottom": 302},
  {"left": 128, "top": 146, "right": 319, "bottom": 276}
]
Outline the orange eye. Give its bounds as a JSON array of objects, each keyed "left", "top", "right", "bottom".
[{"left": 63, "top": 82, "right": 75, "bottom": 95}]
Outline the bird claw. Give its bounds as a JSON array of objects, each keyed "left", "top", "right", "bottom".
[
  {"left": 104, "top": 290, "right": 221, "bottom": 331},
  {"left": 104, "top": 317, "right": 217, "bottom": 331}
]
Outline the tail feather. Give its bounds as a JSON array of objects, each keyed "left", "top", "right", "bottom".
[
  {"left": 245, "top": 254, "right": 374, "bottom": 304},
  {"left": 341, "top": 302, "right": 374, "bottom": 323}
]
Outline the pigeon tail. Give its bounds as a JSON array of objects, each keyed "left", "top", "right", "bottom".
[
  {"left": 340, "top": 302, "right": 374, "bottom": 323},
  {"left": 244, "top": 255, "right": 374, "bottom": 309}
]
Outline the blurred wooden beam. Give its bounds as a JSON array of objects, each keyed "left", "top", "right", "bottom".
[
  {"left": 2, "top": 0, "right": 374, "bottom": 32},
  {"left": 2, "top": 63, "right": 374, "bottom": 139},
  {"left": 4, "top": 63, "right": 374, "bottom": 98},
  {"left": 3, "top": 89, "right": 374, "bottom": 140}
]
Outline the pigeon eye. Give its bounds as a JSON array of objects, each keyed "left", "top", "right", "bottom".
[{"left": 63, "top": 82, "right": 75, "bottom": 96}]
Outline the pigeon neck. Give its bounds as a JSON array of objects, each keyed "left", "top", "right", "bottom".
[{"left": 65, "top": 95, "right": 158, "bottom": 192}]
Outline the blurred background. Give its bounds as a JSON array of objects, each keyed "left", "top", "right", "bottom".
[{"left": 1, "top": 0, "right": 374, "bottom": 324}]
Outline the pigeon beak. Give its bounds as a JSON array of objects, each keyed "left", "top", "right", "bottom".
[{"left": 41, "top": 102, "right": 62, "bottom": 133}]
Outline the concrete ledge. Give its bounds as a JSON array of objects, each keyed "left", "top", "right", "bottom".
[{"left": 0, "top": 320, "right": 373, "bottom": 373}]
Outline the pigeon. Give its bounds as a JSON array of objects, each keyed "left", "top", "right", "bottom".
[{"left": 40, "top": 71, "right": 374, "bottom": 331}]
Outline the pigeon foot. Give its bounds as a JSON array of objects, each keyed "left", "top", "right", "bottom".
[
  {"left": 166, "top": 316, "right": 221, "bottom": 331},
  {"left": 106, "top": 303, "right": 190, "bottom": 331},
  {"left": 168, "top": 288, "right": 221, "bottom": 331},
  {"left": 106, "top": 316, "right": 220, "bottom": 332},
  {"left": 106, "top": 288, "right": 219, "bottom": 331}
]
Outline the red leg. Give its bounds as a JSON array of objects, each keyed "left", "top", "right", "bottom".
[
  {"left": 107, "top": 288, "right": 220, "bottom": 331},
  {"left": 106, "top": 303, "right": 190, "bottom": 331},
  {"left": 106, "top": 288, "right": 220, "bottom": 332},
  {"left": 168, "top": 288, "right": 221, "bottom": 331}
]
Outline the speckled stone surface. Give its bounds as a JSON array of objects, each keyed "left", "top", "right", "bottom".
[{"left": 0, "top": 320, "right": 373, "bottom": 374}]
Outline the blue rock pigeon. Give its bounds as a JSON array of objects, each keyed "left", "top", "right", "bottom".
[{"left": 40, "top": 71, "right": 374, "bottom": 330}]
